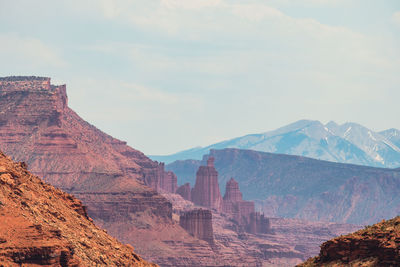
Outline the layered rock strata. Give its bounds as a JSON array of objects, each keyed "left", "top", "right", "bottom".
[
  {"left": 179, "top": 209, "right": 214, "bottom": 245},
  {"left": 0, "top": 150, "right": 156, "bottom": 266},
  {"left": 0, "top": 76, "right": 176, "bottom": 195},
  {"left": 191, "top": 157, "right": 223, "bottom": 211}
]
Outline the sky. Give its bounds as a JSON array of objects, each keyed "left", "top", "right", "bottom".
[{"left": 0, "top": 0, "right": 399, "bottom": 155}]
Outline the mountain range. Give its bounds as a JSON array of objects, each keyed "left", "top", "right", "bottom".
[{"left": 151, "top": 120, "right": 400, "bottom": 168}]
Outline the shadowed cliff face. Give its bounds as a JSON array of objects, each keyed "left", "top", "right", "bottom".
[
  {"left": 167, "top": 148, "right": 400, "bottom": 225},
  {"left": 0, "top": 150, "right": 156, "bottom": 266}
]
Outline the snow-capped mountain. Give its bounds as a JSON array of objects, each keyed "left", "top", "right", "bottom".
[{"left": 150, "top": 120, "right": 400, "bottom": 168}]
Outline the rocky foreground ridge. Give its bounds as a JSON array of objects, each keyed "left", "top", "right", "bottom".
[
  {"left": 298, "top": 216, "right": 400, "bottom": 266},
  {"left": 0, "top": 150, "right": 156, "bottom": 266}
]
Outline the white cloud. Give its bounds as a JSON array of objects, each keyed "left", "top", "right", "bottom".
[
  {"left": 1, "top": 0, "right": 399, "bottom": 153},
  {"left": 266, "top": 0, "right": 346, "bottom": 7},
  {"left": 161, "top": 0, "right": 222, "bottom": 10},
  {"left": 393, "top": 11, "right": 400, "bottom": 27}
]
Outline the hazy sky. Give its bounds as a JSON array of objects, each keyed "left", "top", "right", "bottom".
[{"left": 1, "top": 0, "right": 399, "bottom": 155}]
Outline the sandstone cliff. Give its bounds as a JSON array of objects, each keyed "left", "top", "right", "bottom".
[
  {"left": 0, "top": 76, "right": 176, "bottom": 194},
  {"left": 0, "top": 150, "right": 156, "bottom": 266},
  {"left": 298, "top": 216, "right": 400, "bottom": 266}
]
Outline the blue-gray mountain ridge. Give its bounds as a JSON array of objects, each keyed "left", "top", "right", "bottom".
[{"left": 150, "top": 120, "right": 400, "bottom": 168}]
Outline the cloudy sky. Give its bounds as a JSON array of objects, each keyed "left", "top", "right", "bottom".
[{"left": 1, "top": 0, "right": 399, "bottom": 155}]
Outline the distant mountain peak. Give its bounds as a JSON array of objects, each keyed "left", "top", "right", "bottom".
[{"left": 150, "top": 120, "right": 400, "bottom": 168}]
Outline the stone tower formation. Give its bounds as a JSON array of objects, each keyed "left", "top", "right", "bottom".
[
  {"left": 191, "top": 157, "right": 223, "bottom": 212},
  {"left": 222, "top": 177, "right": 256, "bottom": 229},
  {"left": 178, "top": 156, "right": 270, "bottom": 235}
]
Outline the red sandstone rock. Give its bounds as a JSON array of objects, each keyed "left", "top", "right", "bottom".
[
  {"left": 179, "top": 209, "right": 214, "bottom": 245},
  {"left": 0, "top": 76, "right": 175, "bottom": 194},
  {"left": 191, "top": 157, "right": 223, "bottom": 211},
  {"left": 0, "top": 150, "right": 156, "bottom": 266},
  {"left": 176, "top": 182, "right": 191, "bottom": 201}
]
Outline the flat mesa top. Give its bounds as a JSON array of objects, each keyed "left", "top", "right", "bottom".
[{"left": 0, "top": 76, "right": 50, "bottom": 81}]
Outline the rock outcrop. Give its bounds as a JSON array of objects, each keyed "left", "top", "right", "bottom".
[
  {"left": 176, "top": 182, "right": 191, "bottom": 201},
  {"left": 179, "top": 209, "right": 214, "bottom": 245},
  {"left": 298, "top": 216, "right": 400, "bottom": 267},
  {"left": 0, "top": 150, "right": 156, "bottom": 266},
  {"left": 191, "top": 157, "right": 223, "bottom": 211}
]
